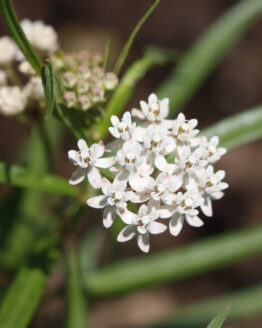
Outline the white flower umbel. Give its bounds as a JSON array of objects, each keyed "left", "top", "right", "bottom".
[{"left": 68, "top": 93, "right": 228, "bottom": 252}]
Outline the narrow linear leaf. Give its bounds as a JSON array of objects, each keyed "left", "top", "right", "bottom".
[
  {"left": 156, "top": 0, "right": 262, "bottom": 116},
  {"left": 113, "top": 0, "right": 161, "bottom": 74},
  {"left": 0, "top": 161, "right": 76, "bottom": 196},
  {"left": 152, "top": 285, "right": 262, "bottom": 328},
  {"left": 41, "top": 61, "right": 55, "bottom": 118},
  {"left": 0, "top": 0, "right": 42, "bottom": 74},
  {"left": 94, "top": 53, "right": 168, "bottom": 141},
  {"left": 84, "top": 225, "right": 262, "bottom": 296},
  {"left": 207, "top": 304, "right": 231, "bottom": 328},
  {"left": 67, "top": 249, "right": 87, "bottom": 328},
  {"left": 0, "top": 268, "right": 46, "bottom": 328},
  {"left": 202, "top": 105, "right": 262, "bottom": 149},
  {"left": 103, "top": 38, "right": 112, "bottom": 71}
]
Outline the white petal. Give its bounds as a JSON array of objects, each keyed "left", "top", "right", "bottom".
[
  {"left": 131, "top": 108, "right": 145, "bottom": 120},
  {"left": 111, "top": 115, "right": 119, "bottom": 127},
  {"left": 103, "top": 207, "right": 116, "bottom": 228},
  {"left": 69, "top": 167, "right": 86, "bottom": 185},
  {"left": 159, "top": 205, "right": 176, "bottom": 218},
  {"left": 201, "top": 197, "right": 213, "bottom": 217},
  {"left": 155, "top": 154, "right": 175, "bottom": 173},
  {"left": 78, "top": 139, "right": 88, "bottom": 151},
  {"left": 68, "top": 150, "right": 80, "bottom": 165},
  {"left": 130, "top": 191, "right": 150, "bottom": 203},
  {"left": 138, "top": 204, "right": 148, "bottom": 217},
  {"left": 148, "top": 221, "right": 167, "bottom": 234},
  {"left": 118, "top": 208, "right": 137, "bottom": 224},
  {"left": 129, "top": 173, "right": 146, "bottom": 192},
  {"left": 137, "top": 233, "right": 150, "bottom": 253},
  {"left": 123, "top": 111, "right": 131, "bottom": 125},
  {"left": 169, "top": 215, "right": 184, "bottom": 236},
  {"left": 87, "top": 167, "right": 102, "bottom": 189},
  {"left": 96, "top": 157, "right": 115, "bottom": 168},
  {"left": 101, "top": 178, "right": 111, "bottom": 195},
  {"left": 108, "top": 127, "right": 120, "bottom": 138},
  {"left": 117, "top": 225, "right": 136, "bottom": 242},
  {"left": 87, "top": 195, "right": 107, "bottom": 208},
  {"left": 186, "top": 215, "right": 204, "bottom": 227}
]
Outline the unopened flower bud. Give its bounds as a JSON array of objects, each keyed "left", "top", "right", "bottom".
[
  {"left": 91, "top": 86, "right": 104, "bottom": 103},
  {"left": 78, "top": 95, "right": 91, "bottom": 110},
  {"left": 63, "top": 91, "right": 76, "bottom": 108},
  {"left": 78, "top": 65, "right": 91, "bottom": 79},
  {"left": 104, "top": 72, "right": 118, "bottom": 90},
  {"left": 92, "top": 66, "right": 103, "bottom": 77},
  {"left": 76, "top": 78, "right": 89, "bottom": 94},
  {"left": 63, "top": 71, "right": 77, "bottom": 88}
]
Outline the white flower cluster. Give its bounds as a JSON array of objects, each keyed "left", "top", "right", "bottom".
[
  {"left": 0, "top": 20, "right": 58, "bottom": 116},
  {"left": 68, "top": 94, "right": 228, "bottom": 253}
]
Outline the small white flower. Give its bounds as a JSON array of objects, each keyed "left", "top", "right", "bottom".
[
  {"left": 18, "top": 61, "right": 35, "bottom": 76},
  {"left": 87, "top": 178, "right": 133, "bottom": 228},
  {"left": 104, "top": 72, "right": 118, "bottom": 90},
  {"left": 198, "top": 136, "right": 227, "bottom": 163},
  {"left": 109, "top": 112, "right": 136, "bottom": 141},
  {"left": 116, "top": 140, "right": 154, "bottom": 192},
  {"left": 175, "top": 145, "right": 208, "bottom": 175},
  {"left": 195, "top": 165, "right": 229, "bottom": 217},
  {"left": 20, "top": 19, "right": 58, "bottom": 55},
  {"left": 0, "top": 36, "right": 17, "bottom": 66},
  {"left": 151, "top": 172, "right": 181, "bottom": 204},
  {"left": 169, "top": 189, "right": 204, "bottom": 236},
  {"left": 0, "top": 86, "right": 27, "bottom": 116},
  {"left": 132, "top": 93, "right": 169, "bottom": 123},
  {"left": 172, "top": 113, "right": 199, "bottom": 142},
  {"left": 68, "top": 140, "right": 115, "bottom": 188},
  {"left": 117, "top": 201, "right": 166, "bottom": 253}
]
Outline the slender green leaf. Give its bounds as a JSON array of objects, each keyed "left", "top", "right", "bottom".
[
  {"left": 103, "top": 38, "right": 112, "bottom": 71},
  {"left": 202, "top": 105, "right": 262, "bottom": 149},
  {"left": 156, "top": 0, "right": 262, "bottom": 116},
  {"left": 207, "top": 304, "right": 231, "bottom": 328},
  {"left": 41, "top": 61, "right": 55, "bottom": 118},
  {"left": 0, "top": 0, "right": 42, "bottom": 74},
  {"left": 94, "top": 53, "right": 168, "bottom": 141},
  {"left": 0, "top": 161, "right": 76, "bottom": 196},
  {"left": 85, "top": 225, "right": 262, "bottom": 296},
  {"left": 67, "top": 249, "right": 87, "bottom": 328},
  {"left": 0, "top": 268, "right": 46, "bottom": 328},
  {"left": 113, "top": 0, "right": 161, "bottom": 75},
  {"left": 152, "top": 285, "right": 262, "bottom": 328}
]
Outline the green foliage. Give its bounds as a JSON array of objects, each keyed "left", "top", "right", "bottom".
[
  {"left": 0, "top": 268, "right": 46, "bottom": 328},
  {"left": 202, "top": 105, "right": 262, "bottom": 149},
  {"left": 207, "top": 304, "right": 231, "bottom": 328},
  {"left": 66, "top": 249, "right": 87, "bottom": 328},
  {"left": 152, "top": 284, "right": 262, "bottom": 328},
  {"left": 84, "top": 225, "right": 262, "bottom": 296},
  {"left": 0, "top": 0, "right": 42, "bottom": 74},
  {"left": 156, "top": 0, "right": 262, "bottom": 116},
  {"left": 113, "top": 0, "right": 161, "bottom": 75},
  {"left": 41, "top": 61, "right": 55, "bottom": 118}
]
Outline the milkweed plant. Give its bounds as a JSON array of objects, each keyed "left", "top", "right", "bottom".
[{"left": 0, "top": 0, "right": 262, "bottom": 327}]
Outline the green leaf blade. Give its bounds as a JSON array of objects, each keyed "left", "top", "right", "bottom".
[
  {"left": 113, "top": 0, "right": 161, "bottom": 75},
  {"left": 0, "top": 268, "right": 46, "bottom": 328},
  {"left": 207, "top": 304, "right": 231, "bottom": 328},
  {"left": 0, "top": 0, "right": 42, "bottom": 74},
  {"left": 0, "top": 161, "right": 76, "bottom": 196},
  {"left": 202, "top": 105, "right": 262, "bottom": 149},
  {"left": 85, "top": 225, "right": 262, "bottom": 296},
  {"left": 41, "top": 61, "right": 55, "bottom": 119},
  {"left": 156, "top": 0, "right": 262, "bottom": 116},
  {"left": 67, "top": 249, "right": 87, "bottom": 328}
]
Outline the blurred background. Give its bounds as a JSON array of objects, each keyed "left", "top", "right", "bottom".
[{"left": 0, "top": 0, "right": 262, "bottom": 327}]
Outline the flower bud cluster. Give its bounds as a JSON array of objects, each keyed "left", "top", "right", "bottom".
[
  {"left": 68, "top": 94, "right": 228, "bottom": 253},
  {"left": 0, "top": 19, "right": 58, "bottom": 116},
  {"left": 51, "top": 50, "right": 118, "bottom": 111}
]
